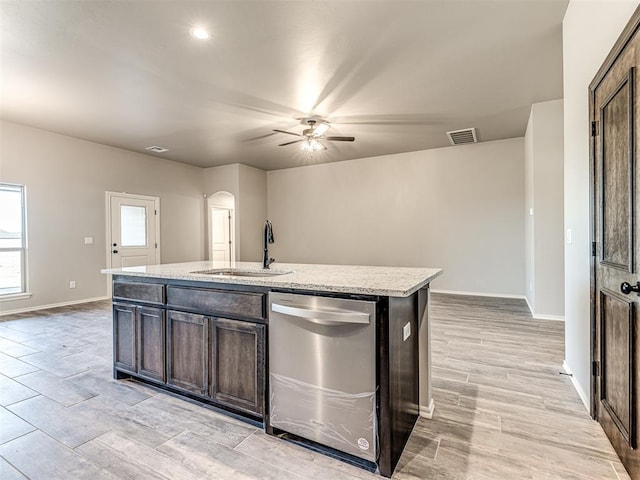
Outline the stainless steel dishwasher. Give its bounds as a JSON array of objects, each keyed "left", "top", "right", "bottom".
[{"left": 268, "top": 292, "right": 377, "bottom": 463}]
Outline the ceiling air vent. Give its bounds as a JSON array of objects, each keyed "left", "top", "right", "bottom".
[
  {"left": 446, "top": 128, "right": 477, "bottom": 146},
  {"left": 145, "top": 145, "right": 169, "bottom": 153}
]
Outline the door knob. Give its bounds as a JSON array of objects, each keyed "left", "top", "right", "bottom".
[
  {"left": 620, "top": 281, "right": 640, "bottom": 295},
  {"left": 112, "top": 250, "right": 118, "bottom": 254}
]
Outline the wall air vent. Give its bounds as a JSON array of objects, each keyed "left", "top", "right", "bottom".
[
  {"left": 145, "top": 145, "right": 169, "bottom": 153},
  {"left": 446, "top": 128, "right": 477, "bottom": 146}
]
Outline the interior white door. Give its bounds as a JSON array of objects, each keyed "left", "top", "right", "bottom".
[
  {"left": 210, "top": 207, "right": 232, "bottom": 262},
  {"left": 110, "top": 195, "right": 158, "bottom": 268}
]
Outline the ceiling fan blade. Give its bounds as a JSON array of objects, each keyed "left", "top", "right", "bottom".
[
  {"left": 273, "top": 129, "right": 302, "bottom": 137},
  {"left": 278, "top": 139, "right": 305, "bottom": 147},
  {"left": 239, "top": 131, "right": 278, "bottom": 143},
  {"left": 324, "top": 136, "right": 355, "bottom": 142}
]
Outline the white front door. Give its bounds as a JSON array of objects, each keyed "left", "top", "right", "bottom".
[
  {"left": 210, "top": 207, "right": 232, "bottom": 262},
  {"left": 108, "top": 193, "right": 160, "bottom": 268}
]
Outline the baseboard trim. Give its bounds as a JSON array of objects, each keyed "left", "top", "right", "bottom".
[
  {"left": 562, "top": 360, "right": 590, "bottom": 413},
  {"left": 523, "top": 295, "right": 564, "bottom": 321},
  {"left": 533, "top": 313, "right": 565, "bottom": 322},
  {"left": 419, "top": 399, "right": 435, "bottom": 419},
  {"left": 0, "top": 296, "right": 110, "bottom": 316},
  {"left": 524, "top": 295, "right": 534, "bottom": 315},
  {"left": 430, "top": 289, "right": 526, "bottom": 300}
]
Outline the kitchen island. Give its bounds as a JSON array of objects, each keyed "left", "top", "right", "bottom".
[{"left": 102, "top": 261, "right": 442, "bottom": 477}]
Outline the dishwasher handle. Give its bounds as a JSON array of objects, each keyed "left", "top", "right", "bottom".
[{"left": 271, "top": 302, "right": 370, "bottom": 326}]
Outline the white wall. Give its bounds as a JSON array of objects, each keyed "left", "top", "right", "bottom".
[
  {"left": 0, "top": 121, "right": 205, "bottom": 313},
  {"left": 524, "top": 99, "right": 565, "bottom": 319},
  {"left": 238, "top": 164, "right": 267, "bottom": 262},
  {"left": 562, "top": 0, "right": 639, "bottom": 407},
  {"left": 268, "top": 138, "right": 525, "bottom": 296},
  {"left": 202, "top": 163, "right": 267, "bottom": 262}
]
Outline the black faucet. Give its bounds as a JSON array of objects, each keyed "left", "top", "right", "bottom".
[{"left": 263, "top": 220, "right": 275, "bottom": 269}]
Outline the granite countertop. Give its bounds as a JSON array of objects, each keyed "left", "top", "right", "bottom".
[{"left": 102, "top": 261, "right": 443, "bottom": 297}]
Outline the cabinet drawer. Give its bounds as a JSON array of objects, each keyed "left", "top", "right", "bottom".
[
  {"left": 114, "top": 282, "right": 164, "bottom": 305},
  {"left": 166, "top": 286, "right": 264, "bottom": 320}
]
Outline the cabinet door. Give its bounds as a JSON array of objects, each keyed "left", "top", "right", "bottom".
[
  {"left": 137, "top": 306, "right": 165, "bottom": 382},
  {"left": 167, "top": 310, "right": 208, "bottom": 395},
  {"left": 113, "top": 303, "right": 136, "bottom": 373},
  {"left": 210, "top": 318, "right": 265, "bottom": 416}
]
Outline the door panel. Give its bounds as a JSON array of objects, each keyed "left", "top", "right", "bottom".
[
  {"left": 137, "top": 307, "right": 165, "bottom": 382},
  {"left": 113, "top": 303, "right": 136, "bottom": 373},
  {"left": 166, "top": 310, "right": 208, "bottom": 395},
  {"left": 210, "top": 207, "right": 232, "bottom": 262},
  {"left": 600, "top": 289, "right": 635, "bottom": 446},
  {"left": 209, "top": 318, "right": 265, "bottom": 415},
  {"left": 591, "top": 11, "right": 640, "bottom": 478},
  {"left": 110, "top": 194, "right": 158, "bottom": 268},
  {"left": 601, "top": 70, "right": 634, "bottom": 271}
]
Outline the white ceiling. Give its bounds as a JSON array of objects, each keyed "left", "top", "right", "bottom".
[{"left": 0, "top": 0, "right": 568, "bottom": 171}]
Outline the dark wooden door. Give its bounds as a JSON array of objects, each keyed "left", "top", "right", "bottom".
[
  {"left": 113, "top": 303, "right": 136, "bottom": 373},
  {"left": 137, "top": 306, "right": 165, "bottom": 383},
  {"left": 209, "top": 318, "right": 265, "bottom": 416},
  {"left": 591, "top": 9, "right": 640, "bottom": 479},
  {"left": 166, "top": 310, "right": 208, "bottom": 395}
]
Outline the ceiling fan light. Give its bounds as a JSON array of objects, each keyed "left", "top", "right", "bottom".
[{"left": 302, "top": 138, "right": 323, "bottom": 152}]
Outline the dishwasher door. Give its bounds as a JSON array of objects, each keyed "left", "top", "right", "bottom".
[{"left": 268, "top": 292, "right": 377, "bottom": 462}]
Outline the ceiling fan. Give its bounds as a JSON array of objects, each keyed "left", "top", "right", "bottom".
[{"left": 273, "top": 118, "right": 355, "bottom": 152}]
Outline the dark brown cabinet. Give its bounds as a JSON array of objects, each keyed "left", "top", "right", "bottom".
[
  {"left": 113, "top": 303, "right": 136, "bottom": 373},
  {"left": 137, "top": 306, "right": 165, "bottom": 382},
  {"left": 166, "top": 310, "right": 208, "bottom": 396},
  {"left": 113, "top": 303, "right": 165, "bottom": 382},
  {"left": 112, "top": 278, "right": 267, "bottom": 420},
  {"left": 210, "top": 318, "right": 265, "bottom": 415}
]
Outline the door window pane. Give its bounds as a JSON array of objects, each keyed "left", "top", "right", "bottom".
[{"left": 121, "top": 205, "right": 147, "bottom": 247}]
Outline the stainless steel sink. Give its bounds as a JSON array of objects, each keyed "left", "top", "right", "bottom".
[{"left": 191, "top": 268, "right": 292, "bottom": 277}]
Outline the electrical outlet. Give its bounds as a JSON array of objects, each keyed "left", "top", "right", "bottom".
[
  {"left": 567, "top": 229, "right": 572, "bottom": 244},
  {"left": 69, "top": 281, "right": 76, "bottom": 289},
  {"left": 403, "top": 322, "right": 411, "bottom": 341}
]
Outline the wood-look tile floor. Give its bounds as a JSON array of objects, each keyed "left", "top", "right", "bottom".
[{"left": 0, "top": 294, "right": 629, "bottom": 479}]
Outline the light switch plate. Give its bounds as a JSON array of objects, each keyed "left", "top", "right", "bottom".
[
  {"left": 566, "top": 229, "right": 572, "bottom": 244},
  {"left": 403, "top": 322, "right": 411, "bottom": 341}
]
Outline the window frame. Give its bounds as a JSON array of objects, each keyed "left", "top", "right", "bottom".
[{"left": 0, "top": 183, "right": 30, "bottom": 301}]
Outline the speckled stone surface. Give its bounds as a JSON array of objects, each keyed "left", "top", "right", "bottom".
[{"left": 102, "top": 261, "right": 443, "bottom": 297}]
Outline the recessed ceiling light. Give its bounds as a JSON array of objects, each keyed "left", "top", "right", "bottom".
[
  {"left": 190, "top": 27, "right": 210, "bottom": 40},
  {"left": 145, "top": 146, "right": 169, "bottom": 153}
]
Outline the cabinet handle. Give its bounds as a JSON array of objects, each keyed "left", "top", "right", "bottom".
[{"left": 271, "top": 302, "right": 370, "bottom": 326}]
